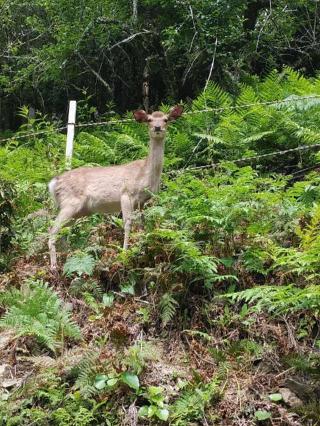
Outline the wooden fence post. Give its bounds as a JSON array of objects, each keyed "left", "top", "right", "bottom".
[{"left": 65, "top": 100, "right": 77, "bottom": 169}]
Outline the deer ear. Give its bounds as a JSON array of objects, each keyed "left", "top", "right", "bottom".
[
  {"left": 133, "top": 110, "right": 148, "bottom": 122},
  {"left": 168, "top": 105, "right": 183, "bottom": 121}
]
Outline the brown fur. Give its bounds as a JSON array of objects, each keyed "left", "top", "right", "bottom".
[{"left": 48, "top": 106, "right": 183, "bottom": 270}]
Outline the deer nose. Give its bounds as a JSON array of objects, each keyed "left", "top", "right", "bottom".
[{"left": 154, "top": 126, "right": 161, "bottom": 132}]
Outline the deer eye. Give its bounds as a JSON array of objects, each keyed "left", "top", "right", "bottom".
[
  {"left": 147, "top": 118, "right": 152, "bottom": 122},
  {"left": 164, "top": 119, "right": 168, "bottom": 122}
]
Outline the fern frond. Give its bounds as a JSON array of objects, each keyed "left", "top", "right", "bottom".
[
  {"left": 171, "top": 378, "right": 221, "bottom": 425},
  {"left": 159, "top": 293, "right": 179, "bottom": 327},
  {"left": 283, "top": 67, "right": 315, "bottom": 95},
  {"left": 73, "top": 349, "right": 102, "bottom": 397},
  {"left": 193, "top": 133, "right": 226, "bottom": 145},
  {"left": 192, "top": 81, "right": 232, "bottom": 111},
  {"left": 0, "top": 279, "right": 81, "bottom": 352},
  {"left": 241, "top": 131, "right": 274, "bottom": 144},
  {"left": 222, "top": 284, "right": 320, "bottom": 314},
  {"left": 27, "top": 355, "right": 57, "bottom": 368},
  {"left": 259, "top": 69, "right": 284, "bottom": 101},
  {"left": 274, "top": 94, "right": 320, "bottom": 112}
]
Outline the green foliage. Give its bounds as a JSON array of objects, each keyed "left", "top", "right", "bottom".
[
  {"left": 73, "top": 350, "right": 101, "bottom": 398},
  {"left": 91, "top": 370, "right": 140, "bottom": 394},
  {"left": 102, "top": 292, "right": 115, "bottom": 307},
  {"left": 0, "top": 178, "right": 16, "bottom": 270},
  {"left": 122, "top": 341, "right": 158, "bottom": 375},
  {"left": 54, "top": 406, "right": 95, "bottom": 426},
  {"left": 120, "top": 371, "right": 140, "bottom": 391},
  {"left": 63, "top": 252, "right": 97, "bottom": 277},
  {"left": 138, "top": 386, "right": 169, "bottom": 422},
  {"left": 175, "top": 68, "right": 320, "bottom": 170},
  {"left": 0, "top": 109, "right": 65, "bottom": 184},
  {"left": 69, "top": 277, "right": 103, "bottom": 300},
  {"left": 159, "top": 293, "right": 179, "bottom": 327},
  {"left": 0, "top": 178, "right": 15, "bottom": 251},
  {"left": 170, "top": 378, "right": 221, "bottom": 425},
  {"left": 74, "top": 129, "right": 148, "bottom": 167},
  {"left": 2, "top": 0, "right": 320, "bottom": 131},
  {"left": 222, "top": 284, "right": 320, "bottom": 315},
  {"left": 0, "top": 279, "right": 81, "bottom": 351},
  {"left": 0, "top": 367, "right": 114, "bottom": 426},
  {"left": 94, "top": 374, "right": 119, "bottom": 390},
  {"left": 271, "top": 202, "right": 320, "bottom": 280},
  {"left": 73, "top": 347, "right": 142, "bottom": 400},
  {"left": 255, "top": 410, "right": 272, "bottom": 421},
  {"left": 1, "top": 68, "right": 320, "bottom": 426},
  {"left": 269, "top": 393, "right": 283, "bottom": 402}
]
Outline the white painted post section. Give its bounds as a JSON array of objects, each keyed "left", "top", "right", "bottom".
[{"left": 65, "top": 100, "right": 77, "bottom": 169}]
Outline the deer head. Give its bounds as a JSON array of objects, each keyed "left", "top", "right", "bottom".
[{"left": 133, "top": 105, "right": 183, "bottom": 140}]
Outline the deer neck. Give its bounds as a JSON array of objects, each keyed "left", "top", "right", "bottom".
[{"left": 145, "top": 135, "right": 165, "bottom": 193}]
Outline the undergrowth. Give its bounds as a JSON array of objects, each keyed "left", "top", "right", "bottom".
[
  {"left": 0, "top": 279, "right": 81, "bottom": 352},
  {"left": 1, "top": 68, "right": 320, "bottom": 425}
]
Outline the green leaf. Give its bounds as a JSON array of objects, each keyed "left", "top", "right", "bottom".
[
  {"left": 240, "top": 303, "right": 249, "bottom": 318},
  {"left": 156, "top": 408, "right": 169, "bottom": 421},
  {"left": 148, "top": 386, "right": 163, "bottom": 396},
  {"left": 95, "top": 374, "right": 119, "bottom": 389},
  {"left": 147, "top": 386, "right": 165, "bottom": 406},
  {"left": 220, "top": 257, "right": 234, "bottom": 267},
  {"left": 121, "top": 372, "right": 140, "bottom": 390},
  {"left": 148, "top": 405, "right": 157, "bottom": 417},
  {"left": 102, "top": 292, "right": 114, "bottom": 307},
  {"left": 120, "top": 283, "right": 135, "bottom": 295},
  {"left": 94, "top": 374, "right": 108, "bottom": 390},
  {"left": 138, "top": 406, "right": 149, "bottom": 418},
  {"left": 254, "top": 410, "right": 271, "bottom": 421},
  {"left": 269, "top": 393, "right": 283, "bottom": 402},
  {"left": 106, "top": 378, "right": 118, "bottom": 387},
  {"left": 63, "top": 253, "right": 96, "bottom": 277}
]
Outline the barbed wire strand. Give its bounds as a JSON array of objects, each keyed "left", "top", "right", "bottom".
[
  {"left": 1, "top": 95, "right": 320, "bottom": 175},
  {"left": 75, "top": 94, "right": 320, "bottom": 128},
  {"left": 167, "top": 142, "right": 320, "bottom": 176},
  {"left": 1, "top": 94, "right": 320, "bottom": 144},
  {"left": 0, "top": 126, "right": 68, "bottom": 143}
]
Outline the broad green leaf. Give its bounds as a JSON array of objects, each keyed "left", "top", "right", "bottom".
[
  {"left": 255, "top": 410, "right": 271, "bottom": 421},
  {"left": 121, "top": 372, "right": 139, "bottom": 390},
  {"left": 148, "top": 405, "right": 157, "bottom": 417},
  {"left": 269, "top": 393, "right": 283, "bottom": 402},
  {"left": 138, "top": 406, "right": 149, "bottom": 418},
  {"left": 94, "top": 374, "right": 108, "bottom": 390},
  {"left": 156, "top": 408, "right": 169, "bottom": 421}
]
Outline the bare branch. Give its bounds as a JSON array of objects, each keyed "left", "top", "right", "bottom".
[
  {"left": 77, "top": 52, "right": 112, "bottom": 94},
  {"left": 108, "top": 30, "right": 152, "bottom": 51},
  {"left": 204, "top": 37, "right": 218, "bottom": 91}
]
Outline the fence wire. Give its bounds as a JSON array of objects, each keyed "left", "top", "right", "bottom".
[
  {"left": 0, "top": 126, "right": 68, "bottom": 143},
  {"left": 67, "top": 94, "right": 320, "bottom": 129},
  {"left": 168, "top": 142, "right": 320, "bottom": 176},
  {"left": 1, "top": 94, "right": 320, "bottom": 170}
]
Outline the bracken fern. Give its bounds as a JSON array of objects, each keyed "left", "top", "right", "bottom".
[{"left": 0, "top": 279, "right": 81, "bottom": 352}]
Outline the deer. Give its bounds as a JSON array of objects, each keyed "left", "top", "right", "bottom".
[{"left": 48, "top": 105, "right": 183, "bottom": 270}]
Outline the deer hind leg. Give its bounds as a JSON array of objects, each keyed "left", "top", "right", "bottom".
[
  {"left": 49, "top": 207, "right": 75, "bottom": 270},
  {"left": 121, "top": 193, "right": 134, "bottom": 250}
]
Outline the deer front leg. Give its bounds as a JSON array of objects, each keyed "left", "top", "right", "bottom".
[
  {"left": 49, "top": 208, "right": 74, "bottom": 271},
  {"left": 121, "top": 193, "right": 133, "bottom": 250}
]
